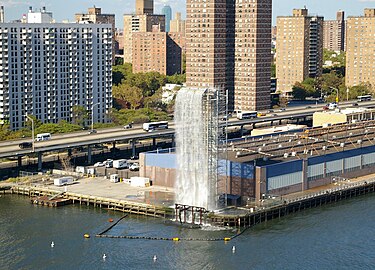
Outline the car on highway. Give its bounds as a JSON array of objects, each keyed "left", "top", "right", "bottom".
[
  {"left": 271, "top": 114, "right": 278, "bottom": 117},
  {"left": 103, "top": 159, "right": 113, "bottom": 168},
  {"left": 130, "top": 155, "right": 139, "bottom": 160},
  {"left": 88, "top": 129, "right": 97, "bottom": 134},
  {"left": 352, "top": 103, "right": 359, "bottom": 107},
  {"left": 278, "top": 108, "right": 286, "bottom": 112},
  {"left": 124, "top": 123, "right": 133, "bottom": 129},
  {"left": 129, "top": 162, "right": 140, "bottom": 171},
  {"left": 305, "top": 106, "right": 312, "bottom": 109},
  {"left": 267, "top": 109, "right": 274, "bottom": 113},
  {"left": 19, "top": 142, "right": 32, "bottom": 149}
]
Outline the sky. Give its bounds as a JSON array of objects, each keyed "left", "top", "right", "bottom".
[{"left": 0, "top": 0, "right": 374, "bottom": 28}]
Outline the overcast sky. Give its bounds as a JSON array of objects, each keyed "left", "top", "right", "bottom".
[{"left": 1, "top": 0, "right": 374, "bottom": 27}]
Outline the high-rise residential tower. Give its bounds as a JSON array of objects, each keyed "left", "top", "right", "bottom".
[
  {"left": 123, "top": 0, "right": 165, "bottom": 63},
  {"left": 161, "top": 5, "right": 172, "bottom": 32},
  {"left": 323, "top": 10, "right": 345, "bottom": 52},
  {"left": 75, "top": 7, "right": 116, "bottom": 63},
  {"left": 0, "top": 11, "right": 112, "bottom": 129},
  {"left": 186, "top": 0, "right": 272, "bottom": 111},
  {"left": 346, "top": 9, "right": 375, "bottom": 88},
  {"left": 276, "top": 8, "right": 323, "bottom": 93}
]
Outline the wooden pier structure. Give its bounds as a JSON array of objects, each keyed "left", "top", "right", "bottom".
[{"left": 2, "top": 177, "right": 375, "bottom": 229}]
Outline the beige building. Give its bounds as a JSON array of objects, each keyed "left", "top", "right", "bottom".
[
  {"left": 75, "top": 7, "right": 115, "bottom": 63},
  {"left": 186, "top": 0, "right": 272, "bottom": 112},
  {"left": 346, "top": 9, "right": 375, "bottom": 88},
  {"left": 170, "top": 12, "right": 185, "bottom": 34},
  {"left": 123, "top": 14, "right": 165, "bottom": 63},
  {"left": 132, "top": 31, "right": 183, "bottom": 75},
  {"left": 136, "top": 0, "right": 153, "bottom": 15},
  {"left": 313, "top": 108, "right": 375, "bottom": 127},
  {"left": 323, "top": 10, "right": 345, "bottom": 52},
  {"left": 276, "top": 9, "right": 323, "bottom": 93}
]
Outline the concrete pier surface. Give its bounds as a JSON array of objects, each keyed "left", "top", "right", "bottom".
[{"left": 1, "top": 176, "right": 175, "bottom": 208}]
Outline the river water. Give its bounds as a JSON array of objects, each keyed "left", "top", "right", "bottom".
[{"left": 0, "top": 194, "right": 374, "bottom": 270}]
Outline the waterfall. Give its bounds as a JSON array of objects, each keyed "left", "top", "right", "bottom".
[{"left": 174, "top": 88, "right": 216, "bottom": 210}]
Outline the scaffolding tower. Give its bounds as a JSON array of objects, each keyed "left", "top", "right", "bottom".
[{"left": 203, "top": 88, "right": 229, "bottom": 209}]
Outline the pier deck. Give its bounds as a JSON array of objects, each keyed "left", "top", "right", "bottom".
[{"left": 2, "top": 173, "right": 375, "bottom": 228}]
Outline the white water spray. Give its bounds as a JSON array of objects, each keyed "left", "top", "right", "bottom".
[{"left": 175, "top": 88, "right": 217, "bottom": 210}]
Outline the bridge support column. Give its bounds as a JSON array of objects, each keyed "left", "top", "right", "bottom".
[
  {"left": 171, "top": 136, "right": 175, "bottom": 148},
  {"left": 37, "top": 152, "right": 43, "bottom": 171},
  {"left": 152, "top": 138, "right": 156, "bottom": 147},
  {"left": 240, "top": 125, "right": 244, "bottom": 137},
  {"left": 67, "top": 149, "right": 72, "bottom": 157},
  {"left": 88, "top": 145, "right": 92, "bottom": 164},
  {"left": 131, "top": 140, "right": 136, "bottom": 157},
  {"left": 279, "top": 120, "right": 282, "bottom": 125},
  {"left": 18, "top": 156, "right": 22, "bottom": 167}
]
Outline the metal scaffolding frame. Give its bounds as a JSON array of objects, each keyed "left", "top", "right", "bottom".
[{"left": 202, "top": 88, "right": 229, "bottom": 209}]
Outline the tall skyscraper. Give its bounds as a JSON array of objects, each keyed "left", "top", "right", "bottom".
[
  {"left": 323, "top": 10, "right": 345, "bottom": 52},
  {"left": 276, "top": 8, "right": 323, "bottom": 93},
  {"left": 161, "top": 5, "right": 172, "bottom": 32},
  {"left": 75, "top": 7, "right": 116, "bottom": 63},
  {"left": 0, "top": 10, "right": 112, "bottom": 129},
  {"left": 346, "top": 8, "right": 375, "bottom": 88},
  {"left": 123, "top": 0, "right": 165, "bottom": 63},
  {"left": 186, "top": 0, "right": 272, "bottom": 111}
]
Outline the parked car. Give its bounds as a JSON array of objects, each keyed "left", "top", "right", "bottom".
[
  {"left": 94, "top": 162, "right": 104, "bottom": 167},
  {"left": 103, "top": 159, "right": 113, "bottom": 168},
  {"left": 130, "top": 155, "right": 139, "bottom": 160},
  {"left": 129, "top": 162, "right": 140, "bottom": 171},
  {"left": 19, "top": 142, "right": 32, "bottom": 149}
]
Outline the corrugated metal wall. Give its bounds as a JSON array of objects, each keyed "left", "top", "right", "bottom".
[
  {"left": 307, "top": 163, "right": 324, "bottom": 181},
  {"left": 326, "top": 160, "right": 342, "bottom": 176},
  {"left": 266, "top": 160, "right": 303, "bottom": 191},
  {"left": 344, "top": 156, "right": 361, "bottom": 172},
  {"left": 268, "top": 171, "right": 303, "bottom": 190},
  {"left": 363, "top": 152, "right": 375, "bottom": 166}
]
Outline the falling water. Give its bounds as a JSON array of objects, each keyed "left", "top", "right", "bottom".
[{"left": 175, "top": 88, "right": 215, "bottom": 210}]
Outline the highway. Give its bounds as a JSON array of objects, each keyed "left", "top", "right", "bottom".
[{"left": 1, "top": 99, "right": 375, "bottom": 159}]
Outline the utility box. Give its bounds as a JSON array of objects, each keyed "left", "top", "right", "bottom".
[
  {"left": 130, "top": 177, "right": 150, "bottom": 187},
  {"left": 75, "top": 166, "right": 85, "bottom": 174},
  {"left": 110, "top": 174, "right": 119, "bottom": 183}
]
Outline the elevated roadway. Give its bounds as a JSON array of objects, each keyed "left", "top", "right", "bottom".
[{"left": 1, "top": 99, "right": 375, "bottom": 166}]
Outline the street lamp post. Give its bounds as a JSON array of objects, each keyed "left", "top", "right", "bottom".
[
  {"left": 346, "top": 87, "right": 349, "bottom": 102},
  {"left": 25, "top": 114, "right": 34, "bottom": 152},
  {"left": 91, "top": 102, "right": 100, "bottom": 132},
  {"left": 329, "top": 87, "right": 339, "bottom": 104}
]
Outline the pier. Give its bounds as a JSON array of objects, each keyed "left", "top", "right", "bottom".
[{"left": 1, "top": 174, "right": 375, "bottom": 230}]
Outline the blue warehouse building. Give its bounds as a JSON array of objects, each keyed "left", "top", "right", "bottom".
[{"left": 139, "top": 121, "right": 375, "bottom": 205}]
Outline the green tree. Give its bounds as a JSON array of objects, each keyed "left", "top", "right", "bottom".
[
  {"left": 292, "top": 82, "right": 308, "bottom": 100},
  {"left": 113, "top": 84, "right": 143, "bottom": 110},
  {"left": 72, "top": 105, "right": 88, "bottom": 127}
]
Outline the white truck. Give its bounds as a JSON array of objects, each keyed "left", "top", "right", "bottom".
[
  {"left": 110, "top": 174, "right": 119, "bottom": 183},
  {"left": 113, "top": 159, "right": 129, "bottom": 169},
  {"left": 54, "top": 176, "right": 74, "bottom": 186}
]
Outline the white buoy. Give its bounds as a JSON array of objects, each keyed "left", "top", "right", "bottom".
[
  {"left": 51, "top": 241, "right": 54, "bottom": 248},
  {"left": 232, "top": 246, "right": 236, "bottom": 253},
  {"left": 153, "top": 255, "right": 157, "bottom": 262},
  {"left": 103, "top": 254, "right": 107, "bottom": 260}
]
